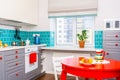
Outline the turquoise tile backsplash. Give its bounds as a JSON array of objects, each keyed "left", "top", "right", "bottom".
[
  {"left": 0, "top": 29, "right": 15, "bottom": 46},
  {"left": 94, "top": 31, "right": 103, "bottom": 49},
  {"left": 0, "top": 28, "right": 102, "bottom": 48},
  {"left": 0, "top": 29, "right": 54, "bottom": 46}
]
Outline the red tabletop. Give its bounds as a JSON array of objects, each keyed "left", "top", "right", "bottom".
[{"left": 60, "top": 58, "right": 120, "bottom": 80}]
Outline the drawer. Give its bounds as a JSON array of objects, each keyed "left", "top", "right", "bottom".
[
  {"left": 5, "top": 67, "right": 25, "bottom": 80},
  {"left": 5, "top": 58, "right": 24, "bottom": 71},
  {"left": 104, "top": 30, "right": 120, "bottom": 36},
  {"left": 104, "top": 48, "right": 120, "bottom": 53},
  {"left": 25, "top": 69, "right": 37, "bottom": 80},
  {"left": 105, "top": 52, "right": 120, "bottom": 61},
  {"left": 4, "top": 53, "right": 24, "bottom": 61},
  {"left": 4, "top": 48, "right": 24, "bottom": 56},
  {"left": 103, "top": 31, "right": 120, "bottom": 41},
  {"left": 103, "top": 41, "right": 120, "bottom": 49}
]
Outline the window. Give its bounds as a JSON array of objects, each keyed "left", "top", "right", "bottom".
[{"left": 49, "top": 15, "right": 95, "bottom": 47}]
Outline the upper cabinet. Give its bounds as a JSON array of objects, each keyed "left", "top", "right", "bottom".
[{"left": 0, "top": 0, "right": 38, "bottom": 26}]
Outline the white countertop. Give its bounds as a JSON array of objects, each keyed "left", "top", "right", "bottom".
[
  {"left": 0, "top": 44, "right": 46, "bottom": 51},
  {"left": 41, "top": 46, "right": 96, "bottom": 52}
]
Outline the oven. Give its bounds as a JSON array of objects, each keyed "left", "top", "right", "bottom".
[{"left": 25, "top": 46, "right": 38, "bottom": 73}]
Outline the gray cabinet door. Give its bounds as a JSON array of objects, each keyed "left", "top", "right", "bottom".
[{"left": 0, "top": 53, "right": 3, "bottom": 80}]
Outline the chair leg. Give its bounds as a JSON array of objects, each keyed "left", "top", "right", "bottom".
[{"left": 76, "top": 76, "right": 79, "bottom": 80}]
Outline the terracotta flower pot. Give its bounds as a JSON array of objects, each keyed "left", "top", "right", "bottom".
[{"left": 78, "top": 41, "right": 85, "bottom": 48}]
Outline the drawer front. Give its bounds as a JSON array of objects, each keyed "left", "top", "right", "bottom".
[
  {"left": 25, "top": 69, "right": 37, "bottom": 80},
  {"left": 6, "top": 68, "right": 25, "bottom": 80},
  {"left": 4, "top": 48, "right": 24, "bottom": 56},
  {"left": 105, "top": 52, "right": 120, "bottom": 61},
  {"left": 104, "top": 48, "right": 120, "bottom": 53},
  {"left": 4, "top": 53, "right": 24, "bottom": 61},
  {"left": 103, "top": 41, "right": 120, "bottom": 49},
  {"left": 103, "top": 30, "right": 120, "bottom": 41},
  {"left": 5, "top": 58, "right": 24, "bottom": 71},
  {"left": 0, "top": 53, "right": 3, "bottom": 80}
]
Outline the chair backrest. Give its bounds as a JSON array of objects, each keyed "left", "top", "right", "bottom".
[
  {"left": 52, "top": 56, "right": 79, "bottom": 80},
  {"left": 52, "top": 56, "right": 73, "bottom": 73}
]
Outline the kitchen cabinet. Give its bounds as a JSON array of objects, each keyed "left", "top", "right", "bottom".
[
  {"left": 0, "top": 53, "right": 3, "bottom": 80},
  {"left": 103, "top": 30, "right": 120, "bottom": 60},
  {"left": 0, "top": 48, "right": 25, "bottom": 80},
  {"left": 0, "top": 0, "right": 38, "bottom": 25}
]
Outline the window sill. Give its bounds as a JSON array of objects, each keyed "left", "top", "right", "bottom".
[{"left": 41, "top": 46, "right": 96, "bottom": 52}]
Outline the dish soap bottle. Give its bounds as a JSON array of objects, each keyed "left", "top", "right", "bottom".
[
  {"left": 34, "top": 34, "right": 40, "bottom": 44},
  {"left": 26, "top": 38, "right": 30, "bottom": 46}
]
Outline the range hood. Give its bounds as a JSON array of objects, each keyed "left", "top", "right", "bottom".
[{"left": 0, "top": 18, "right": 37, "bottom": 27}]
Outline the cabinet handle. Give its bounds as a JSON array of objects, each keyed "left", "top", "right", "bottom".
[
  {"left": 16, "top": 50, "right": 18, "bottom": 54},
  {"left": 15, "top": 56, "right": 18, "bottom": 59},
  {"left": 0, "top": 56, "right": 2, "bottom": 60},
  {"left": 115, "top": 35, "right": 118, "bottom": 38},
  {"left": 16, "top": 73, "right": 19, "bottom": 76},
  {"left": 16, "top": 62, "right": 18, "bottom": 65},
  {"left": 115, "top": 43, "right": 118, "bottom": 46},
  {"left": 106, "top": 52, "right": 109, "bottom": 55}
]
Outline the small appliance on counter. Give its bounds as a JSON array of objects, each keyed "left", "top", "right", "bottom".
[
  {"left": 34, "top": 34, "right": 40, "bottom": 44},
  {"left": 11, "top": 41, "right": 17, "bottom": 46},
  {"left": 20, "top": 40, "right": 25, "bottom": 46},
  {"left": 25, "top": 38, "right": 30, "bottom": 46}
]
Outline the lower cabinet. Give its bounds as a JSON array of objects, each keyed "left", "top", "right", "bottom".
[
  {"left": 0, "top": 46, "right": 45, "bottom": 80},
  {"left": 103, "top": 30, "right": 120, "bottom": 61},
  {"left": 0, "top": 48, "right": 25, "bottom": 80},
  {"left": 0, "top": 53, "right": 3, "bottom": 80}
]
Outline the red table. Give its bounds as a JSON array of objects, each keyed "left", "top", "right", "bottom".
[{"left": 60, "top": 58, "right": 120, "bottom": 80}]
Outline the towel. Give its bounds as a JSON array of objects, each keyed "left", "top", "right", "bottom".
[{"left": 29, "top": 52, "right": 37, "bottom": 64}]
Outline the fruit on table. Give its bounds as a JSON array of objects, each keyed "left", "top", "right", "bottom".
[
  {"left": 83, "top": 58, "right": 89, "bottom": 63},
  {"left": 79, "top": 57, "right": 85, "bottom": 61},
  {"left": 80, "top": 58, "right": 93, "bottom": 64},
  {"left": 89, "top": 58, "right": 93, "bottom": 63}
]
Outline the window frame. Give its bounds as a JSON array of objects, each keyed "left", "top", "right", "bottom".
[{"left": 49, "top": 15, "right": 96, "bottom": 48}]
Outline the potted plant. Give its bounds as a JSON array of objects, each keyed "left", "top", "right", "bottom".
[{"left": 77, "top": 30, "right": 88, "bottom": 48}]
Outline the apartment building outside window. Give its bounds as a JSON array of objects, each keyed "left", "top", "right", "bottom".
[{"left": 49, "top": 15, "right": 95, "bottom": 47}]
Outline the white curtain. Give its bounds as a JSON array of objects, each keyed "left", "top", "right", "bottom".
[{"left": 48, "top": 0, "right": 98, "bottom": 16}]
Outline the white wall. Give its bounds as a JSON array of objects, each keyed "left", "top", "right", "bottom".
[{"left": 95, "top": 0, "right": 120, "bottom": 30}]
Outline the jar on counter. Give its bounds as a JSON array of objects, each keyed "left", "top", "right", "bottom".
[{"left": 26, "top": 39, "right": 30, "bottom": 46}]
